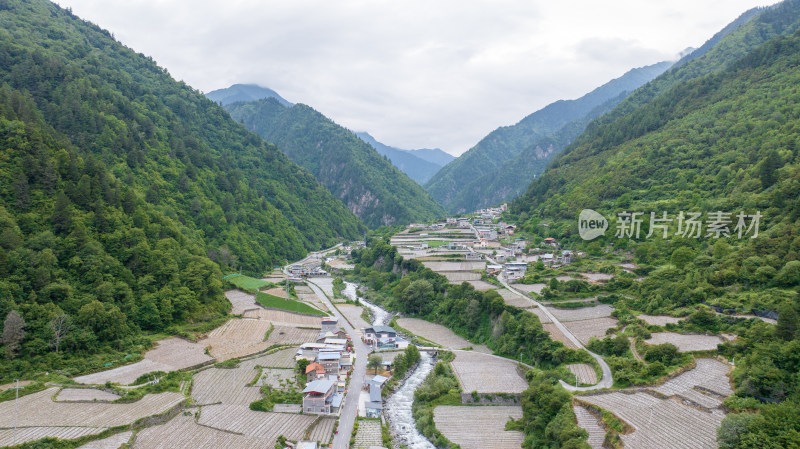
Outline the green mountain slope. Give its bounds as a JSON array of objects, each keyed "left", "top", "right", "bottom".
[
  {"left": 354, "top": 132, "right": 443, "bottom": 184},
  {"left": 225, "top": 98, "right": 445, "bottom": 227},
  {"left": 0, "top": 0, "right": 363, "bottom": 379},
  {"left": 405, "top": 147, "right": 454, "bottom": 167},
  {"left": 206, "top": 83, "right": 292, "bottom": 107},
  {"left": 510, "top": 20, "right": 800, "bottom": 447},
  {"left": 426, "top": 61, "right": 673, "bottom": 212}
]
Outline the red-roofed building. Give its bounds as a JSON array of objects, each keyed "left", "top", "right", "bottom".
[{"left": 305, "top": 362, "right": 326, "bottom": 382}]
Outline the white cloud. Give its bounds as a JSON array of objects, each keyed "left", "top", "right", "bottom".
[{"left": 58, "top": 0, "right": 777, "bottom": 155}]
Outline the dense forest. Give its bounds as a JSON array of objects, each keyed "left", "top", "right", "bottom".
[
  {"left": 509, "top": 6, "right": 800, "bottom": 446},
  {"left": 225, "top": 98, "right": 445, "bottom": 227},
  {"left": 424, "top": 61, "right": 673, "bottom": 213},
  {"left": 0, "top": 0, "right": 364, "bottom": 381}
]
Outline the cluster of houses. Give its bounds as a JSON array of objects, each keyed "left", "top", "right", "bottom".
[
  {"left": 288, "top": 262, "right": 329, "bottom": 279},
  {"left": 297, "top": 317, "right": 350, "bottom": 415}
]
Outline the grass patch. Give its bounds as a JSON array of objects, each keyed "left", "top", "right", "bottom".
[
  {"left": 225, "top": 274, "right": 273, "bottom": 291},
  {"left": 256, "top": 292, "right": 327, "bottom": 316}
]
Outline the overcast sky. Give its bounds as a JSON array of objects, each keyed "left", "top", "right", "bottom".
[{"left": 58, "top": 0, "right": 776, "bottom": 155}]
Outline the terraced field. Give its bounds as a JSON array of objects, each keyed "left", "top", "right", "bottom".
[
  {"left": 309, "top": 416, "right": 336, "bottom": 444},
  {"left": 191, "top": 366, "right": 262, "bottom": 406},
  {"left": 564, "top": 317, "right": 618, "bottom": 345},
  {"left": 77, "top": 431, "right": 133, "bottom": 449},
  {"left": 467, "top": 280, "right": 498, "bottom": 291},
  {"left": 249, "top": 347, "right": 298, "bottom": 368},
  {"left": 566, "top": 364, "right": 598, "bottom": 385},
  {"left": 512, "top": 283, "right": 546, "bottom": 295},
  {"left": 242, "top": 308, "right": 323, "bottom": 326},
  {"left": 450, "top": 352, "right": 528, "bottom": 394},
  {"left": 337, "top": 304, "right": 371, "bottom": 331},
  {"left": 256, "top": 368, "right": 297, "bottom": 389},
  {"left": 542, "top": 323, "right": 579, "bottom": 349},
  {"left": 396, "top": 318, "right": 490, "bottom": 352},
  {"left": 75, "top": 337, "right": 212, "bottom": 385},
  {"left": 56, "top": 388, "right": 120, "bottom": 402},
  {"left": 442, "top": 271, "right": 482, "bottom": 283},
  {"left": 497, "top": 289, "right": 535, "bottom": 308},
  {"left": 573, "top": 405, "right": 605, "bottom": 449},
  {"left": 225, "top": 290, "right": 260, "bottom": 315},
  {"left": 198, "top": 403, "right": 314, "bottom": 441},
  {"left": 204, "top": 319, "right": 273, "bottom": 361},
  {"left": 637, "top": 315, "right": 684, "bottom": 326},
  {"left": 578, "top": 359, "right": 732, "bottom": 449},
  {"left": 645, "top": 332, "right": 723, "bottom": 352},
  {"left": 549, "top": 304, "right": 614, "bottom": 322},
  {"left": 0, "top": 427, "right": 104, "bottom": 447},
  {"left": 266, "top": 325, "right": 319, "bottom": 346},
  {"left": 133, "top": 413, "right": 271, "bottom": 448},
  {"left": 353, "top": 419, "right": 382, "bottom": 449},
  {"left": 264, "top": 287, "right": 289, "bottom": 299},
  {"left": 422, "top": 261, "right": 487, "bottom": 271},
  {"left": 0, "top": 388, "right": 184, "bottom": 428},
  {"left": 528, "top": 306, "right": 552, "bottom": 324},
  {"left": 433, "top": 406, "right": 524, "bottom": 449}
]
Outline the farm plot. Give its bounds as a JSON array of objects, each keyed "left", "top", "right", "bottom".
[
  {"left": 422, "top": 261, "right": 486, "bottom": 272},
  {"left": 191, "top": 365, "right": 262, "bottom": 406},
  {"left": 132, "top": 413, "right": 271, "bottom": 449},
  {"left": 203, "top": 319, "right": 272, "bottom": 361},
  {"left": 0, "top": 426, "right": 104, "bottom": 447},
  {"left": 581, "top": 272, "right": 615, "bottom": 282},
  {"left": 498, "top": 289, "right": 535, "bottom": 308},
  {"left": 310, "top": 278, "right": 335, "bottom": 297},
  {"left": 255, "top": 368, "right": 296, "bottom": 389},
  {"left": 637, "top": 314, "right": 684, "bottom": 326},
  {"left": 564, "top": 317, "right": 618, "bottom": 345},
  {"left": 248, "top": 347, "right": 298, "bottom": 369},
  {"left": 396, "top": 318, "right": 490, "bottom": 352},
  {"left": 467, "top": 280, "right": 498, "bottom": 291},
  {"left": 542, "top": 323, "right": 579, "bottom": 349},
  {"left": 266, "top": 325, "right": 319, "bottom": 346},
  {"left": 450, "top": 352, "right": 528, "bottom": 394},
  {"left": 298, "top": 293, "right": 330, "bottom": 312},
  {"left": 645, "top": 332, "right": 723, "bottom": 352},
  {"left": 242, "top": 309, "right": 322, "bottom": 327},
  {"left": 264, "top": 287, "right": 289, "bottom": 299},
  {"left": 309, "top": 417, "right": 336, "bottom": 445},
  {"left": 353, "top": 419, "right": 382, "bottom": 449},
  {"left": 653, "top": 358, "right": 732, "bottom": 406},
  {"left": 198, "top": 403, "right": 314, "bottom": 441},
  {"left": 0, "top": 380, "right": 32, "bottom": 391},
  {"left": 549, "top": 304, "right": 614, "bottom": 322},
  {"left": 0, "top": 388, "right": 184, "bottom": 428},
  {"left": 567, "top": 364, "right": 598, "bottom": 385},
  {"left": 337, "top": 304, "right": 371, "bottom": 331},
  {"left": 573, "top": 405, "right": 605, "bottom": 449},
  {"left": 527, "top": 306, "right": 552, "bottom": 324},
  {"left": 578, "top": 391, "right": 725, "bottom": 448},
  {"left": 434, "top": 405, "right": 524, "bottom": 449},
  {"left": 56, "top": 388, "right": 120, "bottom": 402},
  {"left": 225, "top": 290, "right": 260, "bottom": 315},
  {"left": 77, "top": 431, "right": 132, "bottom": 449},
  {"left": 512, "top": 283, "right": 546, "bottom": 295},
  {"left": 75, "top": 337, "right": 211, "bottom": 385},
  {"left": 442, "top": 271, "right": 482, "bottom": 283}
]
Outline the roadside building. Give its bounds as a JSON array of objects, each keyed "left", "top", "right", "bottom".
[
  {"left": 305, "top": 362, "right": 326, "bottom": 383},
  {"left": 302, "top": 379, "right": 336, "bottom": 414}
]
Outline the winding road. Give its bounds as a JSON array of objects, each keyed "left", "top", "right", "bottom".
[{"left": 492, "top": 259, "right": 614, "bottom": 391}]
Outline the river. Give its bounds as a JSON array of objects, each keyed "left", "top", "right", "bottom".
[{"left": 343, "top": 281, "right": 436, "bottom": 448}]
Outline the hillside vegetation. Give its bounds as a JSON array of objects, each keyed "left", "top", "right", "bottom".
[
  {"left": 226, "top": 98, "right": 445, "bottom": 227},
  {"left": 0, "top": 0, "right": 363, "bottom": 380},
  {"left": 510, "top": 8, "right": 800, "bottom": 447}
]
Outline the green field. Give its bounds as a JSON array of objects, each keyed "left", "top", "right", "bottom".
[
  {"left": 256, "top": 292, "right": 327, "bottom": 316},
  {"left": 226, "top": 274, "right": 273, "bottom": 291},
  {"left": 426, "top": 240, "right": 449, "bottom": 247}
]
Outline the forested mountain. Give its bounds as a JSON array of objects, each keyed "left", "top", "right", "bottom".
[
  {"left": 405, "top": 147, "right": 455, "bottom": 167},
  {"left": 206, "top": 83, "right": 292, "bottom": 107},
  {"left": 225, "top": 98, "right": 445, "bottom": 227},
  {"left": 354, "top": 132, "right": 446, "bottom": 184},
  {"left": 510, "top": 4, "right": 800, "bottom": 445},
  {"left": 0, "top": 0, "right": 364, "bottom": 379},
  {"left": 425, "top": 61, "right": 674, "bottom": 213}
]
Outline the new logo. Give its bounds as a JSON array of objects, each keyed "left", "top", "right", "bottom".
[{"left": 578, "top": 209, "right": 608, "bottom": 240}]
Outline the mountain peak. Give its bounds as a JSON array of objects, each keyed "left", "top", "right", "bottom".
[{"left": 206, "top": 84, "right": 292, "bottom": 107}]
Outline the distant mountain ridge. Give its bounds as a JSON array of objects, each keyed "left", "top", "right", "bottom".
[
  {"left": 223, "top": 97, "right": 445, "bottom": 227},
  {"left": 425, "top": 59, "right": 675, "bottom": 213},
  {"left": 354, "top": 132, "right": 453, "bottom": 184},
  {"left": 207, "top": 84, "right": 292, "bottom": 107}
]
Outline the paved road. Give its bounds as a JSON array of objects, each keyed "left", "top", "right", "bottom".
[
  {"left": 307, "top": 280, "right": 369, "bottom": 449},
  {"left": 492, "top": 259, "right": 613, "bottom": 391}
]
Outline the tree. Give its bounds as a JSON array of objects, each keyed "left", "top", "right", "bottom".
[
  {"left": 48, "top": 313, "right": 72, "bottom": 353},
  {"left": 2, "top": 310, "right": 26, "bottom": 358},
  {"left": 367, "top": 354, "right": 383, "bottom": 374},
  {"left": 51, "top": 191, "right": 73, "bottom": 234},
  {"left": 776, "top": 302, "right": 799, "bottom": 341},
  {"left": 296, "top": 358, "right": 310, "bottom": 374},
  {"left": 670, "top": 246, "right": 695, "bottom": 270},
  {"left": 402, "top": 279, "right": 433, "bottom": 314}
]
